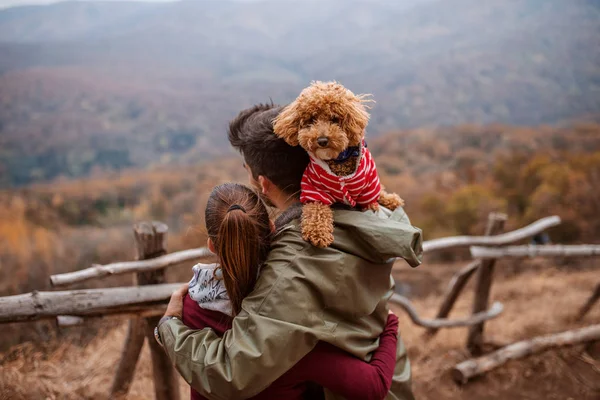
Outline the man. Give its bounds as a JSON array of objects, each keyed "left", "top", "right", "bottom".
[{"left": 157, "top": 103, "right": 423, "bottom": 399}]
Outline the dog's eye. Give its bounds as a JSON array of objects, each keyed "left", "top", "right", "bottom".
[
  {"left": 305, "top": 116, "right": 316, "bottom": 126},
  {"left": 331, "top": 116, "right": 340, "bottom": 124}
]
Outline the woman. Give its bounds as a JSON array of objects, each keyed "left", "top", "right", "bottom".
[{"left": 183, "top": 182, "right": 399, "bottom": 400}]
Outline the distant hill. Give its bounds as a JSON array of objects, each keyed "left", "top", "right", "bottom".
[{"left": 1, "top": 0, "right": 599, "bottom": 186}]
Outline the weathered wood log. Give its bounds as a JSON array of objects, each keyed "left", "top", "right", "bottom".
[
  {"left": 470, "top": 244, "right": 600, "bottom": 259},
  {"left": 0, "top": 284, "right": 181, "bottom": 323},
  {"left": 56, "top": 315, "right": 84, "bottom": 327},
  {"left": 389, "top": 294, "right": 504, "bottom": 329},
  {"left": 112, "top": 221, "right": 180, "bottom": 400},
  {"left": 56, "top": 308, "right": 167, "bottom": 328},
  {"left": 111, "top": 317, "right": 147, "bottom": 397},
  {"left": 50, "top": 246, "right": 214, "bottom": 287},
  {"left": 453, "top": 324, "right": 600, "bottom": 384},
  {"left": 146, "top": 316, "right": 180, "bottom": 400},
  {"left": 425, "top": 260, "right": 480, "bottom": 337},
  {"left": 467, "top": 212, "right": 507, "bottom": 355},
  {"left": 422, "top": 216, "right": 560, "bottom": 253},
  {"left": 576, "top": 283, "right": 600, "bottom": 321}
]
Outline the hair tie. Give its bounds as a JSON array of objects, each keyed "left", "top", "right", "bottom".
[{"left": 227, "top": 204, "right": 246, "bottom": 213}]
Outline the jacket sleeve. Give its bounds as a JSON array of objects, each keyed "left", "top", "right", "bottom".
[{"left": 158, "top": 245, "right": 323, "bottom": 400}]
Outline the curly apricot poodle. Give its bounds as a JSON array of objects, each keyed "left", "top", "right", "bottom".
[{"left": 273, "top": 81, "right": 404, "bottom": 248}]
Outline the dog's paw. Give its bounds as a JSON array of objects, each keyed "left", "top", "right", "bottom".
[
  {"left": 378, "top": 191, "right": 405, "bottom": 211},
  {"left": 303, "top": 228, "right": 334, "bottom": 248},
  {"left": 301, "top": 203, "right": 334, "bottom": 248},
  {"left": 367, "top": 202, "right": 380, "bottom": 212}
]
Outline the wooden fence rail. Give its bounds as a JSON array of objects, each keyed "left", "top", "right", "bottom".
[
  {"left": 471, "top": 244, "right": 600, "bottom": 259},
  {"left": 453, "top": 324, "right": 600, "bottom": 384},
  {"left": 50, "top": 247, "right": 215, "bottom": 287},
  {"left": 0, "top": 284, "right": 505, "bottom": 330},
  {"left": 0, "top": 284, "right": 180, "bottom": 323},
  {"left": 422, "top": 216, "right": 560, "bottom": 253},
  {"left": 390, "top": 294, "right": 504, "bottom": 328},
  {"left": 49, "top": 215, "right": 561, "bottom": 288}
]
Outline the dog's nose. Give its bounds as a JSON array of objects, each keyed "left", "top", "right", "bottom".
[{"left": 317, "top": 137, "right": 329, "bottom": 147}]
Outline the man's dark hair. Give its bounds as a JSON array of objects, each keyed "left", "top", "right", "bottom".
[{"left": 228, "top": 103, "right": 309, "bottom": 196}]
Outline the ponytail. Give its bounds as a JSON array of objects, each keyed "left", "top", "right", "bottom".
[
  {"left": 215, "top": 209, "right": 261, "bottom": 315},
  {"left": 205, "top": 183, "right": 271, "bottom": 316}
]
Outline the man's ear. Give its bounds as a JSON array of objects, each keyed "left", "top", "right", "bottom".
[
  {"left": 207, "top": 238, "right": 216, "bottom": 254},
  {"left": 257, "top": 175, "right": 271, "bottom": 196},
  {"left": 269, "top": 220, "right": 276, "bottom": 233}
]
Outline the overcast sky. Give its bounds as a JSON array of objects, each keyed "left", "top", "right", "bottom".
[{"left": 0, "top": 0, "right": 179, "bottom": 9}]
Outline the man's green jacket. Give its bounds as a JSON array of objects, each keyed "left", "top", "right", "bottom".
[{"left": 159, "top": 204, "right": 423, "bottom": 399}]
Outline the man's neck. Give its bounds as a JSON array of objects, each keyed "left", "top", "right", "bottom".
[{"left": 269, "top": 190, "right": 300, "bottom": 212}]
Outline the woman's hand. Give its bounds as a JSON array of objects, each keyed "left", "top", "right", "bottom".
[{"left": 164, "top": 283, "right": 189, "bottom": 319}]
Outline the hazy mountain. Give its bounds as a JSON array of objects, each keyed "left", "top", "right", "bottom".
[{"left": 1, "top": 0, "right": 599, "bottom": 186}]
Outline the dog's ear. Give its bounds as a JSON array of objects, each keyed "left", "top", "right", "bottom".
[
  {"left": 273, "top": 103, "right": 301, "bottom": 146},
  {"left": 341, "top": 93, "right": 372, "bottom": 145}
]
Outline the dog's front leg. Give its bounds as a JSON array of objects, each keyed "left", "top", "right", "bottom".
[
  {"left": 378, "top": 190, "right": 405, "bottom": 211},
  {"left": 301, "top": 202, "right": 334, "bottom": 248}
]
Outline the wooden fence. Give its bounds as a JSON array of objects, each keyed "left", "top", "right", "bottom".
[{"left": 1, "top": 214, "right": 599, "bottom": 398}]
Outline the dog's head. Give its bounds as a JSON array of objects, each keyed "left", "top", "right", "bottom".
[{"left": 273, "top": 81, "right": 371, "bottom": 161}]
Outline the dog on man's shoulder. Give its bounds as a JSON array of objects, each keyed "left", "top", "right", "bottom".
[{"left": 273, "top": 81, "right": 404, "bottom": 248}]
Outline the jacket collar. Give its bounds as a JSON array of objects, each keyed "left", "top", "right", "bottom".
[
  {"left": 274, "top": 202, "right": 303, "bottom": 231},
  {"left": 273, "top": 202, "right": 358, "bottom": 232}
]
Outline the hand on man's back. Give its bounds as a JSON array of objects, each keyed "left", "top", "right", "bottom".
[{"left": 165, "top": 283, "right": 189, "bottom": 319}]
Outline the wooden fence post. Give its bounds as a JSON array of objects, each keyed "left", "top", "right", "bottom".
[
  {"left": 466, "top": 212, "right": 507, "bottom": 355},
  {"left": 576, "top": 283, "right": 600, "bottom": 321},
  {"left": 425, "top": 260, "right": 480, "bottom": 337},
  {"left": 427, "top": 213, "right": 511, "bottom": 338},
  {"left": 110, "top": 317, "right": 146, "bottom": 397},
  {"left": 110, "top": 221, "right": 180, "bottom": 400}
]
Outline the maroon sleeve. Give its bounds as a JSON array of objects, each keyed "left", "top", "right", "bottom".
[
  {"left": 182, "top": 295, "right": 234, "bottom": 400},
  {"left": 288, "top": 314, "right": 399, "bottom": 400},
  {"left": 182, "top": 294, "right": 233, "bottom": 335}
]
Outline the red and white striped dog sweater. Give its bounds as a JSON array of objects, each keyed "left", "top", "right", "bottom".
[{"left": 300, "top": 141, "right": 381, "bottom": 208}]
